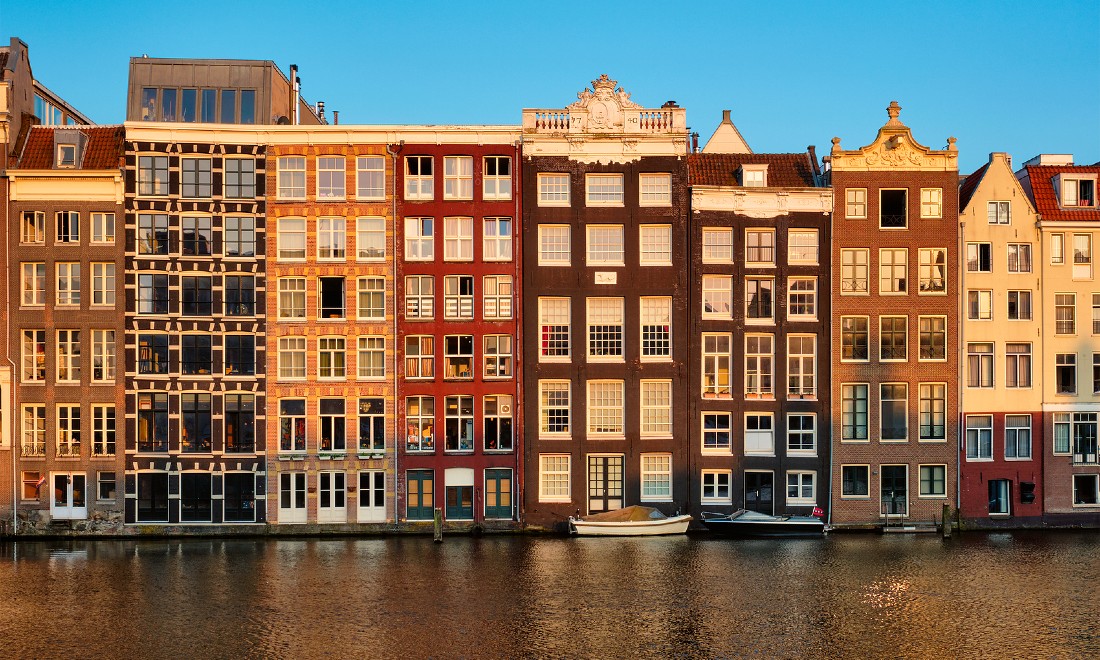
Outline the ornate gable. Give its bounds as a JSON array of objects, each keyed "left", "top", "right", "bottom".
[{"left": 830, "top": 101, "right": 958, "bottom": 172}]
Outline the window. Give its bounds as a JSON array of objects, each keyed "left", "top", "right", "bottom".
[
  {"left": 745, "top": 334, "right": 773, "bottom": 396},
  {"left": 224, "top": 394, "right": 256, "bottom": 454},
  {"left": 22, "top": 211, "right": 44, "bottom": 243},
  {"left": 1094, "top": 294, "right": 1100, "bottom": 334},
  {"left": 137, "top": 334, "right": 168, "bottom": 374},
  {"left": 641, "top": 454, "right": 673, "bottom": 501},
  {"left": 919, "top": 383, "right": 946, "bottom": 441},
  {"left": 277, "top": 156, "right": 306, "bottom": 199},
  {"left": 967, "top": 243, "right": 992, "bottom": 272},
  {"left": 21, "top": 405, "right": 46, "bottom": 456},
  {"left": 22, "top": 330, "right": 45, "bottom": 382},
  {"left": 586, "top": 225, "right": 624, "bottom": 265},
  {"left": 180, "top": 335, "right": 212, "bottom": 375},
  {"left": 92, "top": 263, "right": 115, "bottom": 306},
  {"left": 443, "top": 217, "right": 473, "bottom": 261},
  {"left": 483, "top": 275, "right": 513, "bottom": 319},
  {"left": 97, "top": 470, "right": 116, "bottom": 500},
  {"left": 442, "top": 156, "right": 473, "bottom": 200},
  {"left": 745, "top": 277, "right": 774, "bottom": 321},
  {"left": 1007, "top": 244, "right": 1032, "bottom": 273},
  {"left": 137, "top": 214, "right": 169, "bottom": 255},
  {"left": 483, "top": 335, "right": 513, "bottom": 378},
  {"left": 1051, "top": 233, "right": 1065, "bottom": 265},
  {"left": 702, "top": 471, "right": 733, "bottom": 503},
  {"left": 138, "top": 155, "right": 169, "bottom": 196},
  {"left": 919, "top": 465, "right": 946, "bottom": 497},
  {"left": 842, "top": 384, "right": 869, "bottom": 441},
  {"left": 358, "top": 398, "right": 385, "bottom": 451},
  {"left": 988, "top": 201, "right": 1010, "bottom": 224},
  {"left": 846, "top": 188, "right": 867, "bottom": 218},
  {"left": 91, "top": 330, "right": 115, "bottom": 382},
  {"left": 787, "top": 335, "right": 816, "bottom": 397},
  {"left": 1095, "top": 353, "right": 1100, "bottom": 394},
  {"left": 91, "top": 212, "right": 115, "bottom": 243},
  {"left": 879, "top": 248, "right": 907, "bottom": 294},
  {"left": 181, "top": 394, "right": 212, "bottom": 453},
  {"left": 356, "top": 156, "right": 385, "bottom": 200},
  {"left": 880, "top": 189, "right": 907, "bottom": 228},
  {"left": 967, "top": 290, "right": 993, "bottom": 320},
  {"left": 222, "top": 275, "right": 255, "bottom": 317},
  {"left": 91, "top": 405, "right": 115, "bottom": 457},
  {"left": 841, "top": 249, "right": 869, "bottom": 295},
  {"left": 181, "top": 276, "right": 212, "bottom": 316},
  {"left": 355, "top": 217, "right": 385, "bottom": 261},
  {"left": 483, "top": 395, "right": 513, "bottom": 451},
  {"left": 587, "top": 381, "right": 624, "bottom": 436},
  {"left": 21, "top": 263, "right": 44, "bottom": 306},
  {"left": 1006, "top": 343, "right": 1032, "bottom": 388},
  {"left": 1062, "top": 177, "right": 1097, "bottom": 207},
  {"left": 966, "top": 415, "right": 993, "bottom": 460},
  {"left": 920, "top": 188, "right": 942, "bottom": 218},
  {"left": 881, "top": 383, "right": 908, "bottom": 442},
  {"left": 639, "top": 173, "right": 671, "bottom": 205},
  {"left": 181, "top": 157, "right": 212, "bottom": 198},
  {"left": 967, "top": 343, "right": 994, "bottom": 388},
  {"left": 842, "top": 465, "right": 870, "bottom": 497},
  {"left": 483, "top": 217, "right": 513, "bottom": 261},
  {"left": 539, "top": 381, "right": 571, "bottom": 436},
  {"left": 443, "top": 275, "right": 474, "bottom": 319},
  {"left": 224, "top": 158, "right": 255, "bottom": 198},
  {"left": 56, "top": 262, "right": 80, "bottom": 306},
  {"left": 586, "top": 174, "right": 624, "bottom": 205},
  {"left": 640, "top": 380, "right": 672, "bottom": 438},
  {"left": 1060, "top": 413, "right": 1099, "bottom": 461},
  {"left": 1056, "top": 293, "right": 1076, "bottom": 334},
  {"left": 741, "top": 167, "right": 765, "bottom": 187},
  {"left": 841, "top": 317, "right": 869, "bottom": 361},
  {"left": 702, "top": 275, "right": 732, "bottom": 318},
  {"left": 1074, "top": 475, "right": 1099, "bottom": 506},
  {"left": 745, "top": 229, "right": 775, "bottom": 265},
  {"left": 919, "top": 316, "right": 945, "bottom": 361},
  {"left": 56, "top": 330, "right": 81, "bottom": 383},
  {"left": 1056, "top": 353, "right": 1077, "bottom": 395},
  {"left": 639, "top": 224, "right": 672, "bottom": 265},
  {"left": 55, "top": 407, "right": 81, "bottom": 457},
  {"left": 404, "top": 275, "right": 435, "bottom": 319},
  {"left": 539, "top": 225, "right": 571, "bottom": 265},
  {"left": 640, "top": 297, "right": 671, "bottom": 360},
  {"left": 917, "top": 248, "right": 947, "bottom": 294},
  {"left": 278, "top": 472, "right": 307, "bottom": 522},
  {"left": 405, "top": 396, "right": 435, "bottom": 452},
  {"left": 318, "top": 277, "right": 345, "bottom": 319},
  {"left": 443, "top": 396, "right": 475, "bottom": 452},
  {"left": 587, "top": 298, "right": 624, "bottom": 361},
  {"left": 357, "top": 336, "right": 385, "bottom": 380},
  {"left": 137, "top": 473, "right": 169, "bottom": 521},
  {"left": 539, "top": 297, "right": 571, "bottom": 360},
  {"left": 1005, "top": 414, "right": 1031, "bottom": 460},
  {"left": 319, "top": 399, "right": 346, "bottom": 452},
  {"left": 444, "top": 335, "right": 474, "bottom": 380},
  {"left": 483, "top": 156, "right": 512, "bottom": 200},
  {"left": 1007, "top": 290, "right": 1032, "bottom": 320},
  {"left": 786, "top": 472, "right": 816, "bottom": 505},
  {"left": 788, "top": 230, "right": 818, "bottom": 263},
  {"left": 278, "top": 278, "right": 306, "bottom": 320},
  {"left": 317, "top": 156, "right": 346, "bottom": 199},
  {"left": 355, "top": 277, "right": 385, "bottom": 321},
  {"left": 702, "top": 228, "right": 733, "bottom": 263},
  {"left": 278, "top": 337, "right": 307, "bottom": 380},
  {"left": 538, "top": 173, "right": 570, "bottom": 206},
  {"left": 278, "top": 399, "right": 306, "bottom": 452},
  {"left": 539, "top": 455, "right": 571, "bottom": 502},
  {"left": 787, "top": 414, "right": 816, "bottom": 454},
  {"left": 702, "top": 412, "right": 732, "bottom": 453},
  {"left": 317, "top": 217, "right": 346, "bottom": 260},
  {"left": 404, "top": 336, "right": 435, "bottom": 379},
  {"left": 405, "top": 217, "right": 434, "bottom": 260},
  {"left": 318, "top": 337, "right": 346, "bottom": 380},
  {"left": 277, "top": 218, "right": 306, "bottom": 260},
  {"left": 405, "top": 156, "right": 434, "bottom": 200},
  {"left": 702, "top": 333, "right": 731, "bottom": 397},
  {"left": 879, "top": 316, "right": 907, "bottom": 361},
  {"left": 137, "top": 393, "right": 169, "bottom": 453},
  {"left": 792, "top": 277, "right": 818, "bottom": 319},
  {"left": 1073, "top": 234, "right": 1093, "bottom": 278}
]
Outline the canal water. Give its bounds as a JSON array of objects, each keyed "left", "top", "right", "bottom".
[{"left": 2, "top": 531, "right": 1098, "bottom": 657}]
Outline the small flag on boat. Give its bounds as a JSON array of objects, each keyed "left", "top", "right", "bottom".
[{"left": 811, "top": 506, "right": 824, "bottom": 518}]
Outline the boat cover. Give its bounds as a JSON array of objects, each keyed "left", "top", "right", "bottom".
[{"left": 581, "top": 506, "right": 667, "bottom": 522}]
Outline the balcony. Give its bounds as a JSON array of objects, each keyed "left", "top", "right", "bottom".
[{"left": 22, "top": 442, "right": 45, "bottom": 458}]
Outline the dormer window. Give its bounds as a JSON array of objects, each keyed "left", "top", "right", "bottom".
[
  {"left": 1061, "top": 176, "right": 1096, "bottom": 207},
  {"left": 741, "top": 165, "right": 767, "bottom": 187},
  {"left": 57, "top": 144, "right": 77, "bottom": 168}
]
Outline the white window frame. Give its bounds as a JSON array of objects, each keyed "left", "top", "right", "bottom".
[
  {"left": 483, "top": 275, "right": 513, "bottom": 320},
  {"left": 965, "top": 415, "right": 993, "bottom": 461},
  {"left": 277, "top": 156, "right": 306, "bottom": 200},
  {"left": 701, "top": 227, "right": 733, "bottom": 264},
  {"left": 356, "top": 277, "right": 386, "bottom": 321},
  {"left": 639, "top": 380, "right": 672, "bottom": 439},
  {"left": 879, "top": 315, "right": 908, "bottom": 362},
  {"left": 918, "top": 464, "right": 947, "bottom": 498},
  {"left": 356, "top": 155, "right": 385, "bottom": 201},
  {"left": 879, "top": 248, "right": 908, "bottom": 295},
  {"left": 639, "top": 296, "right": 671, "bottom": 362},
  {"left": 483, "top": 156, "right": 512, "bottom": 201},
  {"left": 639, "top": 224, "right": 672, "bottom": 266},
  {"left": 918, "top": 248, "right": 947, "bottom": 295},
  {"left": 356, "top": 217, "right": 386, "bottom": 261},
  {"left": 841, "top": 248, "right": 869, "bottom": 295},
  {"left": 586, "top": 297, "right": 624, "bottom": 362},
  {"left": 277, "top": 336, "right": 307, "bottom": 381},
  {"left": 91, "top": 329, "right": 115, "bottom": 383},
  {"left": 846, "top": 188, "right": 867, "bottom": 219},
  {"left": 56, "top": 262, "right": 80, "bottom": 306},
  {"left": 404, "top": 275, "right": 435, "bottom": 320},
  {"left": 91, "top": 262, "right": 115, "bottom": 306},
  {"left": 787, "top": 277, "right": 817, "bottom": 319},
  {"left": 316, "top": 155, "right": 346, "bottom": 200},
  {"left": 587, "top": 380, "right": 625, "bottom": 438},
  {"left": 1005, "top": 414, "right": 1032, "bottom": 461},
  {"left": 702, "top": 333, "right": 731, "bottom": 398},
  {"left": 357, "top": 336, "right": 386, "bottom": 380},
  {"left": 638, "top": 173, "right": 671, "bottom": 206},
  {"left": 483, "top": 217, "right": 513, "bottom": 262},
  {"left": 404, "top": 217, "right": 434, "bottom": 261},
  {"left": 988, "top": 201, "right": 1010, "bottom": 224},
  {"left": 920, "top": 188, "right": 942, "bottom": 219},
  {"left": 701, "top": 470, "right": 733, "bottom": 504},
  {"left": 21, "top": 262, "right": 45, "bottom": 306},
  {"left": 586, "top": 224, "right": 625, "bottom": 266},
  {"left": 443, "top": 156, "right": 473, "bottom": 200},
  {"left": 880, "top": 383, "right": 909, "bottom": 442},
  {"left": 640, "top": 454, "right": 673, "bottom": 502},
  {"left": 278, "top": 277, "right": 306, "bottom": 320},
  {"left": 786, "top": 471, "right": 816, "bottom": 506},
  {"left": 744, "top": 413, "right": 775, "bottom": 456},
  {"left": 745, "top": 229, "right": 775, "bottom": 266},
  {"left": 788, "top": 230, "right": 819, "bottom": 264},
  {"left": 787, "top": 413, "right": 816, "bottom": 455},
  {"left": 404, "top": 156, "right": 434, "bottom": 200},
  {"left": 701, "top": 412, "right": 732, "bottom": 454},
  {"left": 91, "top": 212, "right": 115, "bottom": 244},
  {"left": 585, "top": 173, "right": 624, "bottom": 206},
  {"left": 538, "top": 297, "right": 571, "bottom": 361},
  {"left": 538, "top": 225, "right": 571, "bottom": 266},
  {"left": 277, "top": 217, "right": 307, "bottom": 261},
  {"left": 744, "top": 334, "right": 774, "bottom": 397},
  {"left": 538, "top": 454, "right": 571, "bottom": 502},
  {"left": 317, "top": 217, "right": 346, "bottom": 261},
  {"left": 702, "top": 275, "right": 733, "bottom": 319},
  {"left": 787, "top": 334, "right": 816, "bottom": 398},
  {"left": 918, "top": 382, "right": 946, "bottom": 442},
  {"left": 539, "top": 381, "right": 571, "bottom": 438},
  {"left": 537, "top": 173, "right": 570, "bottom": 207}
]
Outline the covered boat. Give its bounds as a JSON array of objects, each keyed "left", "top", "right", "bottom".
[
  {"left": 569, "top": 505, "right": 692, "bottom": 537},
  {"left": 700, "top": 509, "right": 826, "bottom": 538}
]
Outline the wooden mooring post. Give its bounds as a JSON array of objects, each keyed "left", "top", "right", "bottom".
[
  {"left": 434, "top": 508, "right": 443, "bottom": 543},
  {"left": 942, "top": 503, "right": 952, "bottom": 539}
]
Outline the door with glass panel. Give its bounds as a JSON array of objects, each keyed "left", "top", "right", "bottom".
[
  {"left": 51, "top": 472, "right": 87, "bottom": 520},
  {"left": 485, "top": 468, "right": 513, "bottom": 520},
  {"left": 587, "top": 455, "right": 623, "bottom": 514},
  {"left": 744, "top": 471, "right": 773, "bottom": 514},
  {"left": 279, "top": 472, "right": 307, "bottom": 523},
  {"left": 357, "top": 470, "right": 386, "bottom": 522},
  {"left": 880, "top": 465, "right": 908, "bottom": 516},
  {"left": 317, "top": 471, "right": 347, "bottom": 523}
]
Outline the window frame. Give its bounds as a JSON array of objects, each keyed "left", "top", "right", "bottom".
[{"left": 585, "top": 173, "right": 625, "bottom": 206}]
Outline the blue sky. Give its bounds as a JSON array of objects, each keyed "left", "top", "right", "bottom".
[{"left": 5, "top": 1, "right": 1098, "bottom": 173}]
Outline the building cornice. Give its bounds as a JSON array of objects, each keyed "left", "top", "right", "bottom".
[
  {"left": 692, "top": 185, "right": 832, "bottom": 217},
  {"left": 124, "top": 122, "right": 522, "bottom": 146},
  {"left": 8, "top": 168, "right": 124, "bottom": 203}
]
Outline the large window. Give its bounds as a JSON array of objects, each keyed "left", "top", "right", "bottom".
[
  {"left": 640, "top": 380, "right": 672, "bottom": 438},
  {"left": 845, "top": 188, "right": 866, "bottom": 218},
  {"left": 92, "top": 213, "right": 115, "bottom": 244},
  {"left": 92, "top": 405, "right": 115, "bottom": 457},
  {"left": 1005, "top": 414, "right": 1032, "bottom": 460},
  {"left": 224, "top": 275, "right": 255, "bottom": 316},
  {"left": 1073, "top": 234, "right": 1093, "bottom": 278},
  {"left": 1008, "top": 290, "right": 1032, "bottom": 320},
  {"left": 539, "top": 381, "right": 571, "bottom": 436},
  {"left": 137, "top": 274, "right": 168, "bottom": 314},
  {"left": 880, "top": 383, "right": 908, "bottom": 442},
  {"left": 180, "top": 275, "right": 213, "bottom": 316},
  {"left": 879, "top": 316, "right": 907, "bottom": 361},
  {"left": 1006, "top": 343, "right": 1032, "bottom": 388},
  {"left": 640, "top": 297, "right": 671, "bottom": 360},
  {"left": 56, "top": 405, "right": 81, "bottom": 456},
  {"left": 357, "top": 336, "right": 386, "bottom": 380},
  {"left": 137, "top": 473, "right": 169, "bottom": 522},
  {"left": 443, "top": 275, "right": 474, "bottom": 319},
  {"left": 745, "top": 277, "right": 774, "bottom": 321},
  {"left": 919, "top": 465, "right": 946, "bottom": 498},
  {"left": 702, "top": 228, "right": 733, "bottom": 263},
  {"left": 21, "top": 263, "right": 44, "bottom": 306},
  {"left": 405, "top": 217, "right": 434, "bottom": 260},
  {"left": 277, "top": 218, "right": 306, "bottom": 260},
  {"left": 317, "top": 217, "right": 346, "bottom": 260},
  {"left": 21, "top": 405, "right": 46, "bottom": 456},
  {"left": 405, "top": 396, "right": 435, "bottom": 452},
  {"left": 181, "top": 393, "right": 212, "bottom": 453},
  {"left": 22, "top": 211, "right": 44, "bottom": 244},
  {"left": 405, "top": 156, "right": 433, "bottom": 200},
  {"left": 639, "top": 173, "right": 671, "bottom": 206},
  {"left": 224, "top": 394, "right": 255, "bottom": 453},
  {"left": 919, "top": 248, "right": 947, "bottom": 294},
  {"left": 967, "top": 343, "right": 994, "bottom": 388},
  {"left": 966, "top": 415, "right": 993, "bottom": 460},
  {"left": 444, "top": 217, "right": 474, "bottom": 261},
  {"left": 279, "top": 399, "right": 306, "bottom": 452},
  {"left": 318, "top": 337, "right": 346, "bottom": 380},
  {"left": 56, "top": 262, "right": 80, "bottom": 306},
  {"left": 277, "top": 156, "right": 306, "bottom": 199},
  {"left": 443, "top": 156, "right": 473, "bottom": 200},
  {"left": 967, "top": 289, "right": 993, "bottom": 320},
  {"left": 358, "top": 398, "right": 385, "bottom": 451},
  {"left": 842, "top": 465, "right": 869, "bottom": 497},
  {"left": 702, "top": 471, "right": 733, "bottom": 504},
  {"left": 538, "top": 173, "right": 570, "bottom": 206},
  {"left": 483, "top": 275, "right": 513, "bottom": 320},
  {"left": 967, "top": 242, "right": 992, "bottom": 272},
  {"left": 788, "top": 278, "right": 817, "bottom": 318},
  {"left": 1056, "top": 293, "right": 1076, "bottom": 334},
  {"left": 745, "top": 414, "right": 774, "bottom": 455},
  {"left": 745, "top": 334, "right": 774, "bottom": 397},
  {"left": 745, "top": 229, "right": 774, "bottom": 265},
  {"left": 278, "top": 278, "right": 306, "bottom": 320},
  {"left": 483, "top": 335, "right": 513, "bottom": 378},
  {"left": 318, "top": 277, "right": 345, "bottom": 319},
  {"left": 356, "top": 156, "right": 385, "bottom": 200},
  {"left": 918, "top": 316, "right": 945, "bottom": 361},
  {"left": 137, "top": 214, "right": 169, "bottom": 255},
  {"left": 988, "top": 201, "right": 1010, "bottom": 224},
  {"left": 137, "top": 334, "right": 168, "bottom": 374},
  {"left": 587, "top": 298, "right": 624, "bottom": 361},
  {"left": 484, "top": 396, "right": 513, "bottom": 451},
  {"left": 841, "top": 317, "right": 869, "bottom": 361},
  {"left": 787, "top": 414, "right": 816, "bottom": 454},
  {"left": 880, "top": 189, "right": 907, "bottom": 228},
  {"left": 842, "top": 384, "right": 868, "bottom": 441},
  {"left": 444, "top": 395, "right": 475, "bottom": 451},
  {"left": 483, "top": 156, "right": 512, "bottom": 200},
  {"left": 180, "top": 334, "right": 212, "bottom": 375},
  {"left": 639, "top": 225, "right": 672, "bottom": 265},
  {"left": 641, "top": 454, "right": 673, "bottom": 502},
  {"left": 879, "top": 249, "right": 907, "bottom": 294},
  {"left": 787, "top": 335, "right": 816, "bottom": 397},
  {"left": 586, "top": 174, "right": 624, "bottom": 206},
  {"left": 538, "top": 225, "right": 570, "bottom": 265},
  {"left": 1007, "top": 243, "right": 1032, "bottom": 273},
  {"left": 22, "top": 330, "right": 45, "bottom": 382},
  {"left": 91, "top": 263, "right": 115, "bottom": 307},
  {"left": 405, "top": 275, "right": 434, "bottom": 319},
  {"left": 483, "top": 217, "right": 513, "bottom": 261},
  {"left": 224, "top": 158, "right": 256, "bottom": 199},
  {"left": 702, "top": 412, "right": 732, "bottom": 453},
  {"left": 841, "top": 248, "right": 869, "bottom": 294},
  {"left": 319, "top": 399, "right": 346, "bottom": 452},
  {"left": 91, "top": 329, "right": 115, "bottom": 382},
  {"left": 586, "top": 225, "right": 624, "bottom": 265},
  {"left": 702, "top": 275, "right": 732, "bottom": 318},
  {"left": 919, "top": 383, "right": 946, "bottom": 441},
  {"left": 702, "top": 333, "right": 731, "bottom": 397},
  {"left": 137, "top": 393, "right": 169, "bottom": 453},
  {"left": 278, "top": 337, "right": 307, "bottom": 380},
  {"left": 539, "top": 297, "right": 570, "bottom": 360},
  {"left": 1056, "top": 353, "right": 1077, "bottom": 395},
  {"left": 787, "top": 472, "right": 816, "bottom": 505},
  {"left": 920, "top": 188, "right": 942, "bottom": 218},
  {"left": 138, "top": 156, "right": 169, "bottom": 196},
  {"left": 539, "top": 455, "right": 571, "bottom": 502},
  {"left": 56, "top": 330, "right": 81, "bottom": 383},
  {"left": 356, "top": 217, "right": 385, "bottom": 261},
  {"left": 317, "top": 156, "right": 346, "bottom": 200},
  {"left": 443, "top": 335, "right": 474, "bottom": 380},
  {"left": 404, "top": 336, "right": 435, "bottom": 379},
  {"left": 181, "top": 157, "right": 212, "bottom": 198}
]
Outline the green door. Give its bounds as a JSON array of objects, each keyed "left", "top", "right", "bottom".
[
  {"left": 484, "top": 469, "right": 513, "bottom": 520},
  {"left": 406, "top": 470, "right": 434, "bottom": 520}
]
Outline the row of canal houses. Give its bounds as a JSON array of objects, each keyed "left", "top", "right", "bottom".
[{"left": 0, "top": 42, "right": 1097, "bottom": 535}]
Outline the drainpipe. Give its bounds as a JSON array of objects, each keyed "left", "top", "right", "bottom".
[
  {"left": 957, "top": 221, "right": 965, "bottom": 522},
  {"left": 4, "top": 129, "right": 16, "bottom": 534},
  {"left": 386, "top": 140, "right": 402, "bottom": 527},
  {"left": 826, "top": 187, "right": 834, "bottom": 529},
  {"left": 513, "top": 138, "right": 522, "bottom": 526}
]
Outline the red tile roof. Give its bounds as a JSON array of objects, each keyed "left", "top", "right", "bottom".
[
  {"left": 1024, "top": 165, "right": 1100, "bottom": 222},
  {"left": 688, "top": 153, "right": 817, "bottom": 187},
  {"left": 958, "top": 162, "right": 988, "bottom": 211},
  {"left": 12, "top": 125, "right": 125, "bottom": 170}
]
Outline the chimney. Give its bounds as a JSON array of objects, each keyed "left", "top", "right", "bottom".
[
  {"left": 807, "top": 145, "right": 820, "bottom": 177},
  {"left": 691, "top": 132, "right": 699, "bottom": 153},
  {"left": 333, "top": 110, "right": 339, "bottom": 125},
  {"left": 290, "top": 64, "right": 299, "bottom": 125},
  {"left": 722, "top": 109, "right": 732, "bottom": 124},
  {"left": 317, "top": 100, "right": 325, "bottom": 123}
]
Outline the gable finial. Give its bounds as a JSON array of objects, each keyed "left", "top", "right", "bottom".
[{"left": 886, "top": 101, "right": 903, "bottom": 126}]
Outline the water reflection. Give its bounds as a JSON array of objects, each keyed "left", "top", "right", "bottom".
[{"left": 1, "top": 533, "right": 1099, "bottom": 657}]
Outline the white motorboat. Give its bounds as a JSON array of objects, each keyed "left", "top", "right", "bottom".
[{"left": 568, "top": 505, "right": 692, "bottom": 536}]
